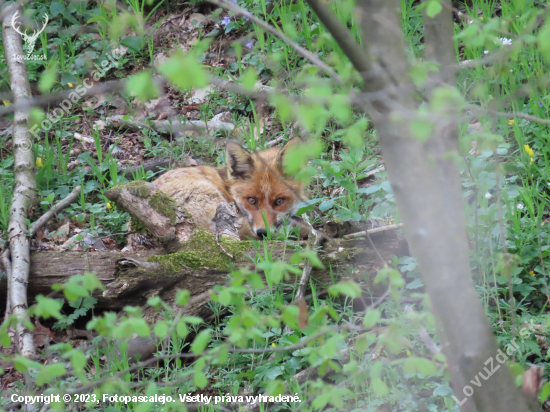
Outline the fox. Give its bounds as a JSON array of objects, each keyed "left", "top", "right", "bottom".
[{"left": 153, "top": 138, "right": 305, "bottom": 240}]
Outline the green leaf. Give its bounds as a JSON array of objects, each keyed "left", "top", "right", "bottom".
[
  {"left": 371, "top": 378, "right": 389, "bottom": 395},
  {"left": 343, "top": 127, "right": 363, "bottom": 148},
  {"left": 120, "top": 36, "right": 145, "bottom": 52},
  {"left": 289, "top": 250, "right": 324, "bottom": 268},
  {"left": 240, "top": 68, "right": 258, "bottom": 90},
  {"left": 355, "top": 334, "right": 369, "bottom": 354},
  {"left": 265, "top": 379, "right": 285, "bottom": 396},
  {"left": 183, "top": 316, "right": 204, "bottom": 325},
  {"left": 176, "top": 289, "right": 190, "bottom": 306},
  {"left": 403, "top": 357, "right": 436, "bottom": 375},
  {"left": 50, "top": 2, "right": 65, "bottom": 17},
  {"left": 271, "top": 94, "right": 292, "bottom": 122},
  {"left": 411, "top": 117, "right": 433, "bottom": 141},
  {"left": 312, "top": 390, "right": 331, "bottom": 410},
  {"left": 363, "top": 309, "right": 381, "bottom": 328},
  {"left": 370, "top": 360, "right": 383, "bottom": 378},
  {"left": 159, "top": 52, "right": 207, "bottom": 91},
  {"left": 319, "top": 199, "right": 334, "bottom": 212},
  {"left": 329, "top": 281, "right": 362, "bottom": 298},
  {"left": 36, "top": 363, "right": 67, "bottom": 386},
  {"left": 191, "top": 330, "right": 211, "bottom": 354},
  {"left": 194, "top": 370, "right": 208, "bottom": 388},
  {"left": 82, "top": 272, "right": 104, "bottom": 292},
  {"left": 213, "top": 346, "right": 227, "bottom": 367},
  {"left": 68, "top": 351, "right": 87, "bottom": 370},
  {"left": 540, "top": 21, "right": 550, "bottom": 61},
  {"left": 176, "top": 320, "right": 188, "bottom": 338},
  {"left": 281, "top": 306, "right": 299, "bottom": 330},
  {"left": 329, "top": 94, "right": 351, "bottom": 123},
  {"left": 38, "top": 63, "right": 59, "bottom": 94},
  {"left": 127, "top": 318, "right": 150, "bottom": 337},
  {"left": 426, "top": 0, "right": 442, "bottom": 17},
  {"left": 32, "top": 296, "right": 62, "bottom": 319},
  {"left": 63, "top": 283, "right": 89, "bottom": 301},
  {"left": 126, "top": 70, "right": 159, "bottom": 101},
  {"left": 540, "top": 382, "right": 550, "bottom": 403},
  {"left": 0, "top": 331, "right": 10, "bottom": 348},
  {"left": 283, "top": 139, "right": 323, "bottom": 174},
  {"left": 153, "top": 321, "right": 168, "bottom": 338}
]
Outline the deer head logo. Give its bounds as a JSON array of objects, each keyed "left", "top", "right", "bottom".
[{"left": 11, "top": 11, "right": 48, "bottom": 54}]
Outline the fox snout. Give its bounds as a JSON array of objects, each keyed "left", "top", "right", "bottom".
[{"left": 248, "top": 208, "right": 282, "bottom": 238}]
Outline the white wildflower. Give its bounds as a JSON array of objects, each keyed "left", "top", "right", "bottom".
[
  {"left": 500, "top": 37, "right": 512, "bottom": 46},
  {"left": 485, "top": 192, "right": 492, "bottom": 199},
  {"left": 517, "top": 204, "right": 524, "bottom": 210}
]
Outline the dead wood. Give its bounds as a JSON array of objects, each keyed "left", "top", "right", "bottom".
[{"left": 0, "top": 233, "right": 401, "bottom": 323}]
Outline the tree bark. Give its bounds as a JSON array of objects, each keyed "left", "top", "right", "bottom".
[
  {"left": 2, "top": 6, "right": 39, "bottom": 357},
  {"left": 306, "top": 0, "right": 536, "bottom": 410}
]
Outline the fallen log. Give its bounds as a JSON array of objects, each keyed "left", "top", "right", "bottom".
[{"left": 0, "top": 231, "right": 404, "bottom": 323}]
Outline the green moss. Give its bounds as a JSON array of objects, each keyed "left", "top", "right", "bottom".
[
  {"left": 150, "top": 191, "right": 178, "bottom": 225},
  {"left": 130, "top": 217, "right": 147, "bottom": 234},
  {"left": 147, "top": 229, "right": 252, "bottom": 270},
  {"left": 110, "top": 180, "right": 151, "bottom": 198}
]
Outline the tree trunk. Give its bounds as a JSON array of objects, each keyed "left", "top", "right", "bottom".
[
  {"left": 306, "top": 0, "right": 537, "bottom": 410},
  {"left": 2, "top": 6, "right": 39, "bottom": 357}
]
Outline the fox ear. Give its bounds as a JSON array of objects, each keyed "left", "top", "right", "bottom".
[
  {"left": 276, "top": 137, "right": 301, "bottom": 176},
  {"left": 226, "top": 142, "right": 254, "bottom": 180}
]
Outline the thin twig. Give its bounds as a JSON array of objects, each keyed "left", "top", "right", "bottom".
[
  {"left": 208, "top": 0, "right": 341, "bottom": 83},
  {"left": 293, "top": 216, "right": 322, "bottom": 301},
  {"left": 403, "top": 305, "right": 440, "bottom": 355},
  {"left": 343, "top": 223, "right": 403, "bottom": 239},
  {"left": 467, "top": 104, "right": 550, "bottom": 125},
  {"left": 28, "top": 186, "right": 81, "bottom": 237},
  {"left": 0, "top": 79, "right": 127, "bottom": 117}
]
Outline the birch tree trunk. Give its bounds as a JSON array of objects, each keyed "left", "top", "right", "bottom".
[
  {"left": 2, "top": 7, "right": 39, "bottom": 357},
  {"left": 306, "top": 0, "right": 536, "bottom": 410}
]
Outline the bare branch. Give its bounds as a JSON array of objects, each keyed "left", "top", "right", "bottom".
[
  {"left": 304, "top": 0, "right": 372, "bottom": 76},
  {"left": 28, "top": 186, "right": 81, "bottom": 237}
]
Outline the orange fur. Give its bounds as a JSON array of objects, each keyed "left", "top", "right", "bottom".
[{"left": 153, "top": 139, "right": 305, "bottom": 239}]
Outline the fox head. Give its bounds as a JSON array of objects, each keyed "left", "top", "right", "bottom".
[{"left": 224, "top": 138, "right": 305, "bottom": 238}]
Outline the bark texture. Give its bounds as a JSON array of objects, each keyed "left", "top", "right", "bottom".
[{"left": 2, "top": 6, "right": 39, "bottom": 357}]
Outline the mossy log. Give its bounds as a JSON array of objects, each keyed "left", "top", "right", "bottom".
[
  {"left": 104, "top": 181, "right": 241, "bottom": 253},
  {"left": 0, "top": 231, "right": 406, "bottom": 323}
]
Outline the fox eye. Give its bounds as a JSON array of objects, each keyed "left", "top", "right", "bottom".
[
  {"left": 274, "top": 198, "right": 284, "bottom": 206},
  {"left": 248, "top": 197, "right": 257, "bottom": 205}
]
